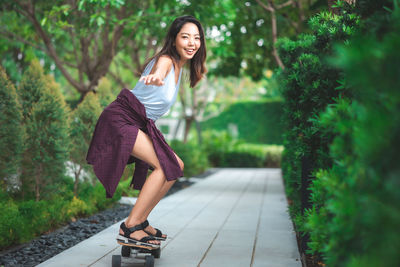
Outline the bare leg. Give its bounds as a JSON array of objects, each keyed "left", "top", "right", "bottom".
[
  {"left": 144, "top": 151, "right": 184, "bottom": 218},
  {"left": 120, "top": 130, "right": 183, "bottom": 243},
  {"left": 119, "top": 129, "right": 165, "bottom": 244}
]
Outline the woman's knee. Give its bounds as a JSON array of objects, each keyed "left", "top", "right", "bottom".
[
  {"left": 175, "top": 154, "right": 184, "bottom": 171},
  {"left": 152, "top": 165, "right": 166, "bottom": 180}
]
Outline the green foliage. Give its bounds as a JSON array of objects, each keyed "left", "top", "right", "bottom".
[
  {"left": 69, "top": 92, "right": 102, "bottom": 194},
  {"left": 0, "top": 200, "right": 23, "bottom": 247},
  {"left": 201, "top": 130, "right": 283, "bottom": 168},
  {"left": 0, "top": 59, "right": 124, "bottom": 249},
  {"left": 17, "top": 60, "right": 70, "bottom": 200},
  {"left": 117, "top": 178, "right": 140, "bottom": 198},
  {"left": 170, "top": 139, "right": 210, "bottom": 178},
  {"left": 277, "top": 5, "right": 359, "bottom": 264},
  {"left": 208, "top": 0, "right": 322, "bottom": 79},
  {"left": 0, "top": 66, "right": 24, "bottom": 189},
  {"left": 235, "top": 143, "right": 283, "bottom": 168},
  {"left": 201, "top": 130, "right": 236, "bottom": 167},
  {"left": 0, "top": 180, "right": 121, "bottom": 249},
  {"left": 96, "top": 77, "right": 117, "bottom": 108},
  {"left": 279, "top": 1, "right": 400, "bottom": 266},
  {"left": 17, "top": 60, "right": 48, "bottom": 120},
  {"left": 305, "top": 3, "right": 400, "bottom": 265},
  {"left": 201, "top": 99, "right": 284, "bottom": 144},
  {"left": 278, "top": 9, "right": 358, "bottom": 207}
]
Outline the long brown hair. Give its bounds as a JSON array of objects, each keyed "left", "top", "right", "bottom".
[{"left": 146, "top": 15, "right": 207, "bottom": 88}]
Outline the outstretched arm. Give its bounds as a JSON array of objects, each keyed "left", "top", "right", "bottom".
[{"left": 139, "top": 56, "right": 173, "bottom": 86}]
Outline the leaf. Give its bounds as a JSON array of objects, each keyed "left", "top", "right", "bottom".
[{"left": 41, "top": 17, "right": 47, "bottom": 26}]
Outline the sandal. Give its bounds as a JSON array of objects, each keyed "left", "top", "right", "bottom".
[
  {"left": 141, "top": 220, "right": 167, "bottom": 241},
  {"left": 117, "top": 222, "right": 160, "bottom": 249}
]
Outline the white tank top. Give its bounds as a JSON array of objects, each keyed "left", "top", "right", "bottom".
[{"left": 130, "top": 58, "right": 182, "bottom": 121}]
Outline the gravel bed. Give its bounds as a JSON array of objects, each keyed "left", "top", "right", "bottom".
[{"left": 0, "top": 175, "right": 211, "bottom": 267}]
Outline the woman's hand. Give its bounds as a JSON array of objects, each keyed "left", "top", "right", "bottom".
[{"left": 139, "top": 73, "right": 165, "bottom": 86}]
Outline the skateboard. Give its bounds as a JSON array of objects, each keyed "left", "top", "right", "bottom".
[{"left": 112, "top": 240, "right": 161, "bottom": 267}]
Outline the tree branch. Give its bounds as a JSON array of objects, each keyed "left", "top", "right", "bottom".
[
  {"left": 276, "top": 0, "right": 294, "bottom": 9},
  {"left": 256, "top": 0, "right": 286, "bottom": 69},
  {"left": 108, "top": 70, "right": 129, "bottom": 89},
  {"left": 0, "top": 29, "right": 45, "bottom": 51},
  {"left": 17, "top": 1, "right": 85, "bottom": 92},
  {"left": 255, "top": 0, "right": 274, "bottom": 12},
  {"left": 281, "top": 12, "right": 300, "bottom": 32}
]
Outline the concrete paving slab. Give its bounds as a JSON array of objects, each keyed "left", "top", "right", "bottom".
[
  {"left": 36, "top": 220, "right": 123, "bottom": 267},
  {"left": 36, "top": 168, "right": 301, "bottom": 267}
]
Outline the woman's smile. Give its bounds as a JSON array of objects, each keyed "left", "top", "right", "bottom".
[{"left": 175, "top": 22, "right": 201, "bottom": 63}]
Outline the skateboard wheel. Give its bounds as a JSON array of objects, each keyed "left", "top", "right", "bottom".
[
  {"left": 151, "top": 247, "right": 161, "bottom": 258},
  {"left": 121, "top": 245, "right": 131, "bottom": 257},
  {"left": 145, "top": 255, "right": 154, "bottom": 267},
  {"left": 112, "top": 255, "right": 121, "bottom": 267}
]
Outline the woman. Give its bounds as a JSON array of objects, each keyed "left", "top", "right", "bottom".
[{"left": 86, "top": 15, "right": 207, "bottom": 249}]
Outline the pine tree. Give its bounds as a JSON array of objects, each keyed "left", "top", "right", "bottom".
[
  {"left": 97, "top": 77, "right": 116, "bottom": 108},
  {"left": 18, "top": 60, "right": 47, "bottom": 120},
  {"left": 69, "top": 92, "right": 102, "bottom": 196},
  {"left": 0, "top": 66, "right": 24, "bottom": 191},
  {"left": 18, "top": 60, "right": 70, "bottom": 200}
]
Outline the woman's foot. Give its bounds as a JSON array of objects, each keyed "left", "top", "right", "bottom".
[
  {"left": 142, "top": 220, "right": 167, "bottom": 240},
  {"left": 119, "top": 222, "right": 160, "bottom": 245}
]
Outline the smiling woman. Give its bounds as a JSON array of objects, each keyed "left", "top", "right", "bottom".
[
  {"left": 86, "top": 15, "right": 207, "bottom": 251},
  {"left": 175, "top": 23, "right": 201, "bottom": 59}
]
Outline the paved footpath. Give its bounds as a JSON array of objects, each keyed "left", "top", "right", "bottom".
[{"left": 37, "top": 168, "right": 301, "bottom": 267}]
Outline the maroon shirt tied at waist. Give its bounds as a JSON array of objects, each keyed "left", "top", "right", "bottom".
[{"left": 86, "top": 88, "right": 183, "bottom": 198}]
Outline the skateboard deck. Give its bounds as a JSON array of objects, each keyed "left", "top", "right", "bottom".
[{"left": 112, "top": 237, "right": 161, "bottom": 267}]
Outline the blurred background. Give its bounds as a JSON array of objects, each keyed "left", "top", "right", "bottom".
[{"left": 1, "top": 0, "right": 399, "bottom": 266}]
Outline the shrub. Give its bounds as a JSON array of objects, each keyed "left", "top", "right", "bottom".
[
  {"left": 17, "top": 60, "right": 70, "bottom": 200},
  {"left": 0, "top": 201, "right": 23, "bottom": 248},
  {"left": 0, "top": 67, "right": 24, "bottom": 190},
  {"left": 97, "top": 77, "right": 116, "bottom": 108},
  {"left": 201, "top": 130, "right": 236, "bottom": 167},
  {"left": 277, "top": 5, "right": 359, "bottom": 263},
  {"left": 117, "top": 178, "right": 140, "bottom": 197},
  {"left": 237, "top": 143, "right": 283, "bottom": 168},
  {"left": 201, "top": 99, "right": 284, "bottom": 144},
  {"left": 0, "top": 179, "right": 122, "bottom": 249},
  {"left": 88, "top": 182, "right": 121, "bottom": 211},
  {"left": 170, "top": 139, "right": 210, "bottom": 177},
  {"left": 218, "top": 151, "right": 263, "bottom": 167},
  {"left": 200, "top": 130, "right": 283, "bottom": 168},
  {"left": 65, "top": 196, "right": 90, "bottom": 218},
  {"left": 305, "top": 2, "right": 400, "bottom": 265},
  {"left": 278, "top": 1, "right": 400, "bottom": 266},
  {"left": 69, "top": 92, "right": 102, "bottom": 196}
]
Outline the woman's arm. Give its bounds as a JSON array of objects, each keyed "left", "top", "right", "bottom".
[{"left": 139, "top": 56, "right": 173, "bottom": 86}]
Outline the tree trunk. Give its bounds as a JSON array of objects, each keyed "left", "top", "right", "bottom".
[
  {"left": 35, "top": 164, "right": 42, "bottom": 202},
  {"left": 183, "top": 116, "right": 194, "bottom": 144},
  {"left": 173, "top": 118, "right": 183, "bottom": 140},
  {"left": 255, "top": 0, "right": 286, "bottom": 69},
  {"left": 195, "top": 119, "right": 203, "bottom": 145},
  {"left": 270, "top": 10, "right": 285, "bottom": 69},
  {"left": 73, "top": 166, "right": 82, "bottom": 197}
]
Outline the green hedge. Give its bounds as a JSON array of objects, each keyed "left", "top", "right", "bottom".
[
  {"left": 0, "top": 179, "right": 121, "bottom": 249},
  {"left": 278, "top": 1, "right": 399, "bottom": 266},
  {"left": 0, "top": 60, "right": 124, "bottom": 250},
  {"left": 278, "top": 6, "right": 358, "bottom": 229},
  {"left": 201, "top": 99, "right": 284, "bottom": 144},
  {"left": 201, "top": 130, "right": 283, "bottom": 168},
  {"left": 306, "top": 2, "right": 400, "bottom": 266},
  {"left": 170, "top": 139, "right": 210, "bottom": 178}
]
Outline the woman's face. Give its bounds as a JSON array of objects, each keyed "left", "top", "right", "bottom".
[{"left": 174, "top": 22, "right": 201, "bottom": 63}]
